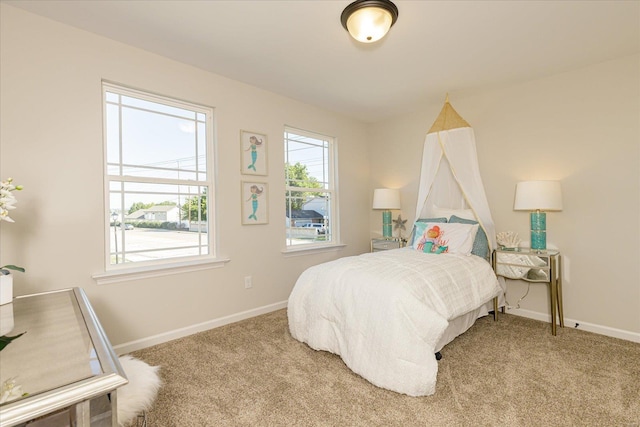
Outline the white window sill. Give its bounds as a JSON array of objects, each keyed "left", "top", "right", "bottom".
[
  {"left": 282, "top": 243, "right": 346, "bottom": 257},
  {"left": 92, "top": 257, "right": 230, "bottom": 285}
]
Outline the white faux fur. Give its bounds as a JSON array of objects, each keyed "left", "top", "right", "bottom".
[{"left": 117, "top": 355, "right": 162, "bottom": 427}]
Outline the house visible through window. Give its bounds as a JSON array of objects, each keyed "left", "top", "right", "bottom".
[
  {"left": 103, "top": 82, "right": 214, "bottom": 268},
  {"left": 285, "top": 127, "right": 337, "bottom": 248}
]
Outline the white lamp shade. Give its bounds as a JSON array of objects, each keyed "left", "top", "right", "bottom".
[
  {"left": 514, "top": 181, "right": 563, "bottom": 211},
  {"left": 373, "top": 188, "right": 401, "bottom": 210},
  {"left": 345, "top": 6, "right": 394, "bottom": 43}
]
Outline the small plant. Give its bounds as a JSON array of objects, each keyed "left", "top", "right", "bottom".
[
  {"left": 1, "top": 178, "right": 25, "bottom": 275},
  {"left": 0, "top": 377, "right": 29, "bottom": 403},
  {"left": 1, "top": 265, "right": 25, "bottom": 275},
  {"left": 0, "top": 178, "right": 23, "bottom": 223},
  {"left": 0, "top": 333, "right": 27, "bottom": 353}
]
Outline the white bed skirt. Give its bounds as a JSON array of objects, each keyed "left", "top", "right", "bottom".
[{"left": 435, "top": 305, "right": 487, "bottom": 352}]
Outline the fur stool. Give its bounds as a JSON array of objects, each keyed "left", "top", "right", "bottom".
[{"left": 117, "top": 355, "right": 162, "bottom": 427}]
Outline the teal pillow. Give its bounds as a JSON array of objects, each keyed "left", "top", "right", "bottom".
[
  {"left": 449, "top": 215, "right": 489, "bottom": 260},
  {"left": 409, "top": 217, "right": 448, "bottom": 247},
  {"left": 416, "top": 217, "right": 448, "bottom": 223}
]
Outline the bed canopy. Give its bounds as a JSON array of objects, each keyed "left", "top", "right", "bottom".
[{"left": 414, "top": 97, "right": 497, "bottom": 252}]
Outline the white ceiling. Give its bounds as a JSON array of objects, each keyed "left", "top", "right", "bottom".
[{"left": 5, "top": 0, "right": 640, "bottom": 122}]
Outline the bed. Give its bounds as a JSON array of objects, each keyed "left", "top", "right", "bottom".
[
  {"left": 288, "top": 219, "right": 501, "bottom": 397},
  {"left": 288, "top": 99, "right": 505, "bottom": 397}
]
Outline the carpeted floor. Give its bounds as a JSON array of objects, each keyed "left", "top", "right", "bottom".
[{"left": 130, "top": 309, "right": 640, "bottom": 426}]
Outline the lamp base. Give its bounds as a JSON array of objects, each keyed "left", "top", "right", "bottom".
[
  {"left": 530, "top": 230, "right": 547, "bottom": 251},
  {"left": 530, "top": 211, "right": 546, "bottom": 251},
  {"left": 382, "top": 210, "right": 392, "bottom": 238}
]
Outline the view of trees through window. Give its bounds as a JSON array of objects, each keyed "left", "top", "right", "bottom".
[
  {"left": 284, "top": 128, "right": 336, "bottom": 247},
  {"left": 285, "top": 162, "right": 323, "bottom": 211}
]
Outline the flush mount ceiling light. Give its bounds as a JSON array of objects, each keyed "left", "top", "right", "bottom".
[{"left": 341, "top": 0, "right": 399, "bottom": 43}]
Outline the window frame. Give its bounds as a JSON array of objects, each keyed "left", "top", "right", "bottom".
[
  {"left": 95, "top": 82, "right": 225, "bottom": 283},
  {"left": 284, "top": 126, "right": 340, "bottom": 252}
]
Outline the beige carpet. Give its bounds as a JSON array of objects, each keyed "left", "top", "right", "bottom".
[{"left": 131, "top": 309, "right": 640, "bottom": 426}]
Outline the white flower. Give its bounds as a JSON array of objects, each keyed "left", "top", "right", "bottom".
[
  {"left": 0, "top": 178, "right": 22, "bottom": 223},
  {"left": 0, "top": 377, "right": 27, "bottom": 403}
]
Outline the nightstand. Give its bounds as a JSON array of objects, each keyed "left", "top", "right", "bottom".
[
  {"left": 492, "top": 248, "right": 564, "bottom": 335},
  {"left": 371, "top": 237, "right": 406, "bottom": 252}
]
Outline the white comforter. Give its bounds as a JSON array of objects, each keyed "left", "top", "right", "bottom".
[{"left": 287, "top": 248, "right": 501, "bottom": 396}]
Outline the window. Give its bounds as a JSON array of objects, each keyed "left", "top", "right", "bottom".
[
  {"left": 284, "top": 127, "right": 337, "bottom": 248},
  {"left": 102, "top": 82, "right": 214, "bottom": 270}
]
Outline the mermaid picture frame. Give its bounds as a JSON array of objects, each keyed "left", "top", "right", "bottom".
[
  {"left": 242, "top": 181, "right": 268, "bottom": 225},
  {"left": 240, "top": 130, "right": 268, "bottom": 176}
]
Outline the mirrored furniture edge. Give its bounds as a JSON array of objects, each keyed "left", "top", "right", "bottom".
[
  {"left": 492, "top": 247, "right": 564, "bottom": 335},
  {"left": 371, "top": 237, "right": 407, "bottom": 252},
  {"left": 0, "top": 287, "right": 127, "bottom": 426}
]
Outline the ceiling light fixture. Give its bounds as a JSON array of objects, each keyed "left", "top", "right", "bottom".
[{"left": 341, "top": 0, "right": 399, "bottom": 43}]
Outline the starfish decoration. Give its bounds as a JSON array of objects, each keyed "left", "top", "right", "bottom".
[{"left": 393, "top": 214, "right": 407, "bottom": 238}]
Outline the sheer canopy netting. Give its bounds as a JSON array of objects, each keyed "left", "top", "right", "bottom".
[
  {"left": 415, "top": 100, "right": 505, "bottom": 303},
  {"left": 414, "top": 100, "right": 497, "bottom": 252}
]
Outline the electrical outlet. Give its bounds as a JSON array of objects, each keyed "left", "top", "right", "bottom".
[{"left": 244, "top": 276, "right": 253, "bottom": 289}]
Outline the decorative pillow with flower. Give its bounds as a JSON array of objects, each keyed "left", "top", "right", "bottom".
[
  {"left": 412, "top": 222, "right": 479, "bottom": 255},
  {"left": 408, "top": 217, "right": 448, "bottom": 247}
]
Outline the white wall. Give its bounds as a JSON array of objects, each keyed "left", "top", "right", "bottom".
[
  {"left": 0, "top": 5, "right": 371, "bottom": 347},
  {"left": 369, "top": 54, "right": 640, "bottom": 337},
  {"left": 2, "top": 4, "right": 638, "bottom": 348}
]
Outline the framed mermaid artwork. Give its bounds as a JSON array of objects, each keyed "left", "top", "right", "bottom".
[
  {"left": 242, "top": 181, "right": 268, "bottom": 225},
  {"left": 240, "top": 130, "right": 268, "bottom": 176}
]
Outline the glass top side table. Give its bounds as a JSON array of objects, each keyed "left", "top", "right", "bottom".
[
  {"left": 492, "top": 248, "right": 564, "bottom": 335},
  {"left": 0, "top": 288, "right": 127, "bottom": 426}
]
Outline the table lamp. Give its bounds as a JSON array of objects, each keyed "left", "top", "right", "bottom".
[
  {"left": 373, "top": 188, "right": 401, "bottom": 238},
  {"left": 513, "top": 180, "right": 563, "bottom": 251}
]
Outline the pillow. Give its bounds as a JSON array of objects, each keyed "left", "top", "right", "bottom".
[
  {"left": 432, "top": 206, "right": 475, "bottom": 221},
  {"left": 412, "top": 222, "right": 479, "bottom": 255},
  {"left": 409, "top": 217, "right": 448, "bottom": 247},
  {"left": 416, "top": 217, "right": 448, "bottom": 223},
  {"left": 449, "top": 215, "right": 490, "bottom": 260}
]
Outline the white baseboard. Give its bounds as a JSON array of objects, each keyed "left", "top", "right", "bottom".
[
  {"left": 507, "top": 307, "right": 640, "bottom": 343},
  {"left": 113, "top": 300, "right": 288, "bottom": 355},
  {"left": 114, "top": 302, "right": 639, "bottom": 355}
]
